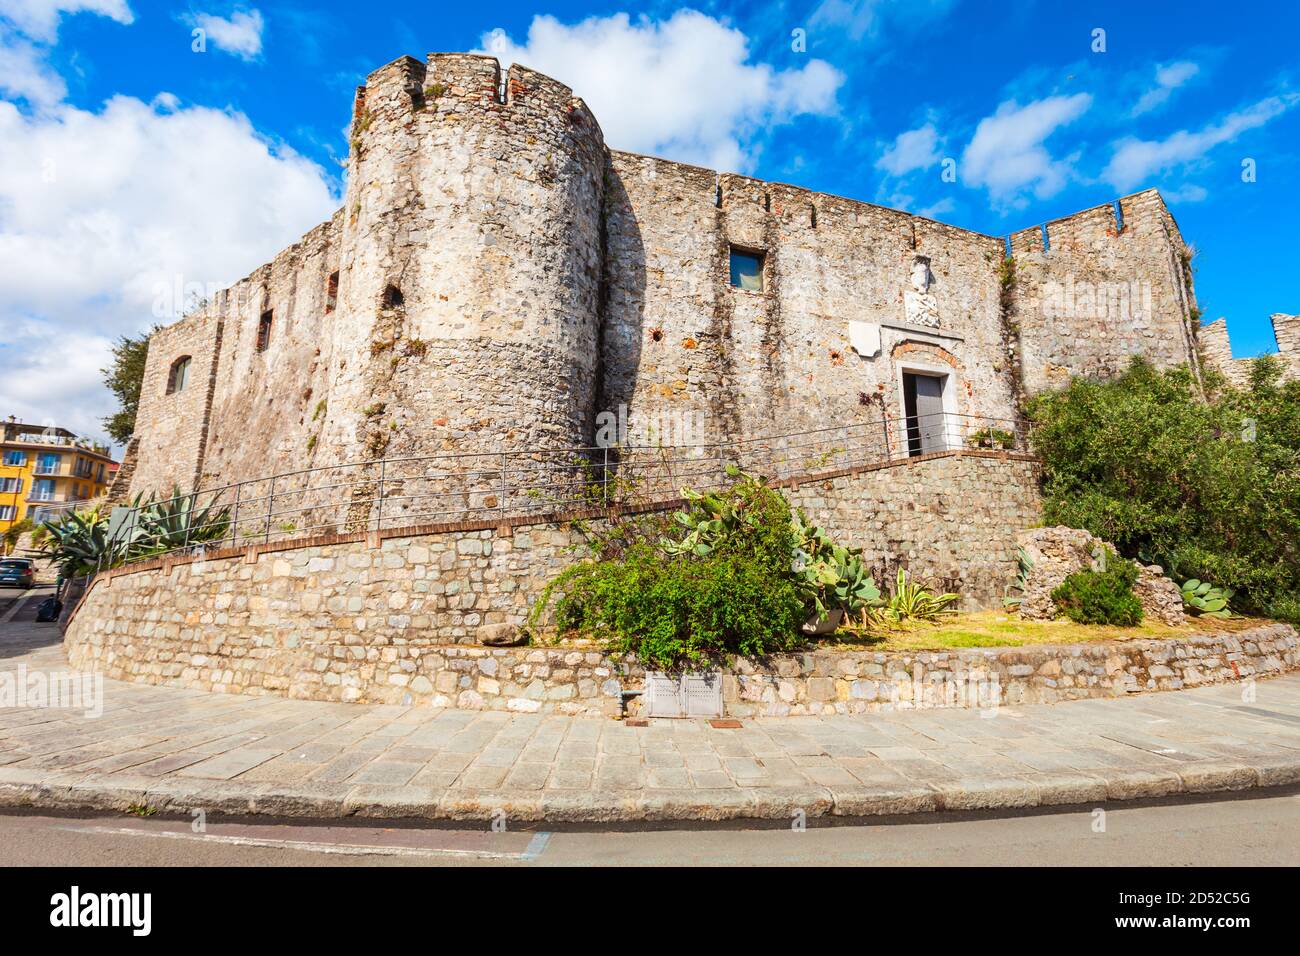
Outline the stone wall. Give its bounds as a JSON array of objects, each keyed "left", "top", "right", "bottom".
[
  {"left": 722, "top": 623, "right": 1297, "bottom": 717},
  {"left": 130, "top": 53, "right": 606, "bottom": 501},
  {"left": 125, "top": 52, "right": 1203, "bottom": 503},
  {"left": 69, "top": 452, "right": 1041, "bottom": 705},
  {"left": 1199, "top": 314, "right": 1300, "bottom": 388},
  {"left": 1009, "top": 191, "right": 1201, "bottom": 395},
  {"left": 785, "top": 453, "right": 1041, "bottom": 602},
  {"left": 600, "top": 151, "right": 1018, "bottom": 451},
  {"left": 130, "top": 312, "right": 224, "bottom": 496}
]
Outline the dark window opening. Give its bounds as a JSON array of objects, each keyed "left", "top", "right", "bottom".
[
  {"left": 729, "top": 248, "right": 764, "bottom": 292},
  {"left": 257, "top": 310, "right": 273, "bottom": 352},
  {"left": 166, "top": 355, "right": 191, "bottom": 394},
  {"left": 325, "top": 271, "right": 339, "bottom": 314},
  {"left": 382, "top": 284, "right": 404, "bottom": 309},
  {"left": 902, "top": 372, "right": 946, "bottom": 457}
]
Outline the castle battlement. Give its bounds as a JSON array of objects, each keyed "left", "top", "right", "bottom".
[
  {"left": 1199, "top": 313, "right": 1300, "bottom": 387},
  {"left": 122, "top": 53, "right": 1207, "bottom": 504}
]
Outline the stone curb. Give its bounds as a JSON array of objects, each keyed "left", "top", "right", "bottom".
[{"left": 2, "top": 755, "right": 1297, "bottom": 824}]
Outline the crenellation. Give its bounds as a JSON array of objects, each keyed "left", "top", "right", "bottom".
[
  {"left": 1199, "top": 314, "right": 1300, "bottom": 387},
  {"left": 1273, "top": 313, "right": 1300, "bottom": 354},
  {"left": 127, "top": 52, "right": 1207, "bottom": 503}
]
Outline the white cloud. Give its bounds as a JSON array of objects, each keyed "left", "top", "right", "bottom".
[
  {"left": 960, "top": 93, "right": 1092, "bottom": 205},
  {"left": 0, "top": 0, "right": 133, "bottom": 107},
  {"left": 809, "top": 0, "right": 955, "bottom": 44},
  {"left": 0, "top": 0, "right": 132, "bottom": 41},
  {"left": 877, "top": 122, "right": 943, "bottom": 176},
  {"left": 1103, "top": 94, "right": 1300, "bottom": 190},
  {"left": 0, "top": 28, "right": 64, "bottom": 105},
  {"left": 184, "top": 8, "right": 264, "bottom": 61},
  {"left": 0, "top": 18, "right": 336, "bottom": 444},
  {"left": 1162, "top": 183, "right": 1208, "bottom": 203},
  {"left": 1131, "top": 60, "right": 1199, "bottom": 117},
  {"left": 479, "top": 11, "right": 843, "bottom": 173}
]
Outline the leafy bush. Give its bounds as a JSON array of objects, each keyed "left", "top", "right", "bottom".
[
  {"left": 1050, "top": 557, "right": 1143, "bottom": 626},
  {"left": 1028, "top": 356, "right": 1300, "bottom": 622},
  {"left": 549, "top": 544, "right": 805, "bottom": 669},
  {"left": 531, "top": 468, "right": 880, "bottom": 668}
]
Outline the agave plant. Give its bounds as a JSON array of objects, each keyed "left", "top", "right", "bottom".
[
  {"left": 36, "top": 507, "right": 116, "bottom": 579},
  {"left": 877, "top": 568, "right": 960, "bottom": 624},
  {"left": 133, "top": 486, "right": 232, "bottom": 554},
  {"left": 1180, "top": 579, "right": 1235, "bottom": 618},
  {"left": 1003, "top": 546, "right": 1033, "bottom": 607}
]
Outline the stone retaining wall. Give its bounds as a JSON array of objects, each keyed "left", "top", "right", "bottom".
[
  {"left": 65, "top": 453, "right": 1040, "bottom": 700},
  {"left": 67, "top": 608, "right": 1296, "bottom": 717}
]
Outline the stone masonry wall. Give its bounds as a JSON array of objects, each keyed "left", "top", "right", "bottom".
[
  {"left": 1199, "top": 314, "right": 1300, "bottom": 388},
  {"left": 130, "top": 312, "right": 224, "bottom": 496},
  {"left": 70, "top": 452, "right": 1040, "bottom": 707},
  {"left": 785, "top": 453, "right": 1041, "bottom": 602},
  {"left": 600, "top": 150, "right": 1019, "bottom": 452},
  {"left": 126, "top": 53, "right": 1203, "bottom": 504},
  {"left": 1009, "top": 190, "right": 1200, "bottom": 395}
]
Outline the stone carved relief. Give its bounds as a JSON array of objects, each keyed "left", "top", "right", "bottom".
[{"left": 903, "top": 255, "right": 940, "bottom": 329}]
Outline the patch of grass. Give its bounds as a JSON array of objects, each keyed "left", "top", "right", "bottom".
[
  {"left": 833, "top": 609, "right": 1268, "bottom": 652},
  {"left": 125, "top": 803, "right": 157, "bottom": 817}
]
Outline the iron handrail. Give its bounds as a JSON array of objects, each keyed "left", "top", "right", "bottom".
[{"left": 106, "top": 410, "right": 1031, "bottom": 564}]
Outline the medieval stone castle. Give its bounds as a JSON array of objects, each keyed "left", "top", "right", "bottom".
[{"left": 121, "top": 52, "right": 1298, "bottom": 501}]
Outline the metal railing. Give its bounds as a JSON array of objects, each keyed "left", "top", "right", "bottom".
[{"left": 106, "top": 411, "right": 1030, "bottom": 565}]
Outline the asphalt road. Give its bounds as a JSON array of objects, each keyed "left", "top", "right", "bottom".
[
  {"left": 0, "top": 790, "right": 1296, "bottom": 866},
  {"left": 0, "top": 582, "right": 50, "bottom": 625}
]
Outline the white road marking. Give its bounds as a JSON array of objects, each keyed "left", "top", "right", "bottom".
[
  {"left": 0, "top": 587, "right": 40, "bottom": 626},
  {"left": 57, "top": 824, "right": 550, "bottom": 861}
]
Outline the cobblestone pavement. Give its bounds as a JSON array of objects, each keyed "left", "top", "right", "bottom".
[{"left": 3, "top": 608, "right": 1299, "bottom": 822}]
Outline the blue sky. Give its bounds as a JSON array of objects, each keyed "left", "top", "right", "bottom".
[{"left": 2, "top": 0, "right": 1298, "bottom": 445}]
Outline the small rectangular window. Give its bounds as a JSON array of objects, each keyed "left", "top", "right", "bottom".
[
  {"left": 257, "top": 310, "right": 273, "bottom": 351},
  {"left": 325, "top": 271, "right": 338, "bottom": 314},
  {"left": 729, "top": 248, "right": 765, "bottom": 292},
  {"left": 167, "top": 356, "right": 191, "bottom": 394},
  {"left": 2, "top": 451, "right": 24, "bottom": 467},
  {"left": 0, "top": 505, "right": 14, "bottom": 521}
]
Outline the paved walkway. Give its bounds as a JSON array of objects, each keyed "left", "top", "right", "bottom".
[{"left": 2, "top": 600, "right": 1299, "bottom": 823}]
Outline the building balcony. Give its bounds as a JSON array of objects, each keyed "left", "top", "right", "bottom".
[{"left": 3, "top": 432, "right": 110, "bottom": 456}]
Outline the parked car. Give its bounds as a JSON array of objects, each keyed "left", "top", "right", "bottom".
[{"left": 0, "top": 558, "right": 36, "bottom": 589}]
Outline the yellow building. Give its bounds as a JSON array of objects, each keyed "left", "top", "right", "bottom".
[{"left": 1, "top": 419, "right": 118, "bottom": 536}]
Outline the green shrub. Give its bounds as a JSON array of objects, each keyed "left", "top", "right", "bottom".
[
  {"left": 1051, "top": 557, "right": 1143, "bottom": 626},
  {"left": 530, "top": 468, "right": 879, "bottom": 668},
  {"left": 1028, "top": 355, "right": 1300, "bottom": 621},
  {"left": 548, "top": 544, "right": 805, "bottom": 669}
]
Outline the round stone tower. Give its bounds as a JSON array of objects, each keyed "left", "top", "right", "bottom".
[{"left": 321, "top": 53, "right": 606, "bottom": 481}]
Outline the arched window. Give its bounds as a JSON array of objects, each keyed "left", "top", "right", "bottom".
[
  {"left": 382, "top": 284, "right": 404, "bottom": 309},
  {"left": 166, "top": 356, "right": 192, "bottom": 394}
]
